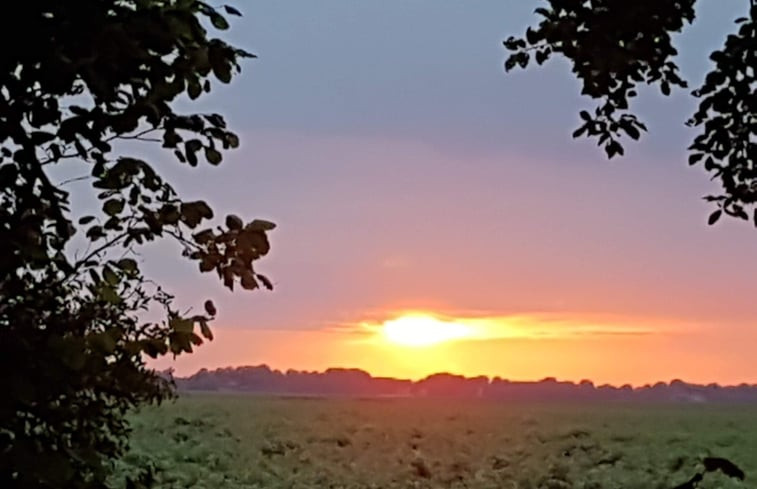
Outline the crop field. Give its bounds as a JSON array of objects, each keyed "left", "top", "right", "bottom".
[{"left": 113, "top": 394, "right": 757, "bottom": 489}]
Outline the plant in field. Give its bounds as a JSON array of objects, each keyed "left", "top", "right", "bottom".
[
  {"left": 672, "top": 456, "right": 746, "bottom": 489},
  {"left": 0, "top": 2, "right": 273, "bottom": 488},
  {"left": 505, "top": 0, "right": 757, "bottom": 225}
]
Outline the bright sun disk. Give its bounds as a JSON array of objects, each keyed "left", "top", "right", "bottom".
[{"left": 381, "top": 315, "right": 472, "bottom": 347}]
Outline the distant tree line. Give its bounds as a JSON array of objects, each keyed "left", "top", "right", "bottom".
[{"left": 177, "top": 365, "right": 757, "bottom": 403}]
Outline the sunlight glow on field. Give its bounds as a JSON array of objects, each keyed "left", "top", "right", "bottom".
[{"left": 381, "top": 315, "right": 472, "bottom": 347}]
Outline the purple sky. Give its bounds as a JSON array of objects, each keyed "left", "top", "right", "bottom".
[{"left": 146, "top": 1, "right": 757, "bottom": 383}]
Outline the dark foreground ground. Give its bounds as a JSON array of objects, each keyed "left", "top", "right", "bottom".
[{"left": 114, "top": 394, "right": 757, "bottom": 489}]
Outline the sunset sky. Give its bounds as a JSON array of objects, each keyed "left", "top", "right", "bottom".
[{"left": 150, "top": 0, "right": 757, "bottom": 385}]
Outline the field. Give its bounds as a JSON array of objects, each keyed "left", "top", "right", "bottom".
[{"left": 113, "top": 394, "right": 757, "bottom": 489}]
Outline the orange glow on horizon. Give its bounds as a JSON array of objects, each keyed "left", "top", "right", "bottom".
[{"left": 150, "top": 310, "right": 756, "bottom": 387}]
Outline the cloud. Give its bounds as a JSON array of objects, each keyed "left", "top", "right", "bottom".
[
  {"left": 461, "top": 314, "right": 659, "bottom": 340},
  {"left": 343, "top": 310, "right": 679, "bottom": 345}
]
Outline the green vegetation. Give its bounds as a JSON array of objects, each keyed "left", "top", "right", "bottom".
[{"left": 115, "top": 395, "right": 756, "bottom": 489}]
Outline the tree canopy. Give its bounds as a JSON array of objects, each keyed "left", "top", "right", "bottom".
[
  {"left": 0, "top": 1, "right": 272, "bottom": 488},
  {"left": 505, "top": 0, "right": 757, "bottom": 226}
]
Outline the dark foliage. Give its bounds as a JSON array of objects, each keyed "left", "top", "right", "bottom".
[
  {"left": 0, "top": 1, "right": 272, "bottom": 488},
  {"left": 671, "top": 456, "right": 745, "bottom": 489},
  {"left": 505, "top": 0, "right": 757, "bottom": 225},
  {"left": 672, "top": 472, "right": 702, "bottom": 489},
  {"left": 702, "top": 456, "right": 746, "bottom": 480}
]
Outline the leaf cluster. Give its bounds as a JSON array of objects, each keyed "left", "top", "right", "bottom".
[
  {"left": 505, "top": 1, "right": 757, "bottom": 225},
  {"left": 505, "top": 0, "right": 694, "bottom": 158}
]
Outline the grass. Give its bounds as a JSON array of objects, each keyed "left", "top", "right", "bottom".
[{"left": 113, "top": 394, "right": 757, "bottom": 489}]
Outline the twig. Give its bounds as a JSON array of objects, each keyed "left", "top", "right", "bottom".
[
  {"left": 59, "top": 174, "right": 91, "bottom": 186},
  {"left": 72, "top": 232, "right": 130, "bottom": 270},
  {"left": 165, "top": 228, "right": 201, "bottom": 250}
]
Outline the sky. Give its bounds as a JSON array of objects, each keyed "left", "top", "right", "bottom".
[{"left": 146, "top": 0, "right": 757, "bottom": 385}]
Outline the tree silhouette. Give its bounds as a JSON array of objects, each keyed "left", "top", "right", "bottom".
[
  {"left": 505, "top": 0, "right": 757, "bottom": 225},
  {"left": 0, "top": 2, "right": 272, "bottom": 488}
]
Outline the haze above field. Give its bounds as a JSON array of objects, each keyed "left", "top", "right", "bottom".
[{"left": 151, "top": 1, "right": 757, "bottom": 385}]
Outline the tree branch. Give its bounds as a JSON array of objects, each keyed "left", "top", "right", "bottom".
[
  {"left": 39, "top": 126, "right": 163, "bottom": 166},
  {"left": 73, "top": 232, "right": 130, "bottom": 270},
  {"left": 165, "top": 228, "right": 201, "bottom": 251}
]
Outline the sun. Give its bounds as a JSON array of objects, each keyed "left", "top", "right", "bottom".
[{"left": 381, "top": 314, "right": 472, "bottom": 347}]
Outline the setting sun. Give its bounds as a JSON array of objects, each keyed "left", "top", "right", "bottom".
[{"left": 381, "top": 315, "right": 472, "bottom": 347}]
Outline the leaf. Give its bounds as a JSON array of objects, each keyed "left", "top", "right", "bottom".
[
  {"left": 116, "top": 258, "right": 138, "bottom": 273},
  {"left": 186, "top": 138, "right": 202, "bottom": 150},
  {"left": 572, "top": 125, "right": 588, "bottom": 139},
  {"left": 187, "top": 78, "right": 202, "bottom": 100},
  {"left": 203, "top": 113, "right": 226, "bottom": 128},
  {"left": 226, "top": 214, "right": 243, "bottom": 230},
  {"left": 86, "top": 225, "right": 105, "bottom": 241},
  {"left": 210, "top": 12, "right": 230, "bottom": 30},
  {"left": 78, "top": 216, "right": 95, "bottom": 225},
  {"left": 605, "top": 140, "right": 624, "bottom": 159},
  {"left": 246, "top": 219, "right": 276, "bottom": 231},
  {"left": 535, "top": 49, "right": 550, "bottom": 65},
  {"left": 199, "top": 259, "right": 215, "bottom": 272},
  {"left": 238, "top": 230, "right": 271, "bottom": 255},
  {"left": 224, "top": 5, "right": 242, "bottom": 16},
  {"left": 180, "top": 201, "right": 213, "bottom": 228},
  {"left": 623, "top": 125, "right": 640, "bottom": 140},
  {"left": 516, "top": 52, "right": 529, "bottom": 68},
  {"left": 193, "top": 201, "right": 213, "bottom": 219},
  {"left": 100, "top": 286, "right": 121, "bottom": 304},
  {"left": 199, "top": 319, "right": 214, "bottom": 340},
  {"left": 193, "top": 229, "right": 215, "bottom": 244},
  {"left": 525, "top": 27, "right": 540, "bottom": 45},
  {"left": 163, "top": 130, "right": 182, "bottom": 148},
  {"left": 503, "top": 36, "right": 519, "bottom": 51},
  {"left": 225, "top": 132, "right": 240, "bottom": 148},
  {"left": 212, "top": 61, "right": 232, "bottom": 83},
  {"left": 204, "top": 300, "right": 217, "bottom": 316},
  {"left": 31, "top": 131, "right": 55, "bottom": 144},
  {"left": 181, "top": 210, "right": 200, "bottom": 228},
  {"left": 103, "top": 198, "right": 124, "bottom": 216},
  {"left": 170, "top": 317, "right": 194, "bottom": 333},
  {"left": 103, "top": 267, "right": 119, "bottom": 286},
  {"left": 240, "top": 272, "right": 258, "bottom": 290},
  {"left": 205, "top": 147, "right": 222, "bottom": 165},
  {"left": 257, "top": 274, "right": 273, "bottom": 290},
  {"left": 708, "top": 210, "right": 722, "bottom": 225},
  {"left": 688, "top": 153, "right": 704, "bottom": 165}
]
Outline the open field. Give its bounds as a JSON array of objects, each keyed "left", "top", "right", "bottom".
[{"left": 114, "top": 394, "right": 757, "bottom": 489}]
